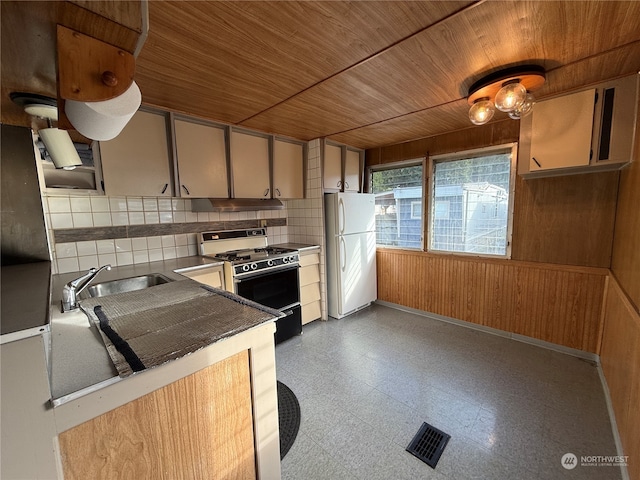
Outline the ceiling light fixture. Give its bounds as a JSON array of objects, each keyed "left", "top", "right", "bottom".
[{"left": 467, "top": 65, "right": 546, "bottom": 126}]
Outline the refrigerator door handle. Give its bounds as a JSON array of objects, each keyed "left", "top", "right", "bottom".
[
  {"left": 340, "top": 237, "right": 346, "bottom": 272},
  {"left": 338, "top": 198, "right": 345, "bottom": 235}
]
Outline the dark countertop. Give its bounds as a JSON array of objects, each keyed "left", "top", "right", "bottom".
[{"left": 0, "top": 261, "right": 51, "bottom": 341}]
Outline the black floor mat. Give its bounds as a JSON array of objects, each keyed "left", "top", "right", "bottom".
[
  {"left": 277, "top": 381, "right": 301, "bottom": 459},
  {"left": 406, "top": 422, "right": 450, "bottom": 468}
]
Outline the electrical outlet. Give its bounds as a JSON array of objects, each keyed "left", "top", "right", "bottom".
[{"left": 260, "top": 219, "right": 267, "bottom": 228}]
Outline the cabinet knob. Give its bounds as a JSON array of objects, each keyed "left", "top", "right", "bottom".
[
  {"left": 181, "top": 184, "right": 190, "bottom": 195},
  {"left": 161, "top": 183, "right": 169, "bottom": 194},
  {"left": 263, "top": 188, "right": 270, "bottom": 197}
]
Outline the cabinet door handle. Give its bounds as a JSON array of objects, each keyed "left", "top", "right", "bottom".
[
  {"left": 275, "top": 188, "right": 281, "bottom": 197},
  {"left": 337, "top": 180, "right": 342, "bottom": 188},
  {"left": 263, "top": 188, "right": 270, "bottom": 197},
  {"left": 532, "top": 157, "right": 542, "bottom": 168},
  {"left": 181, "top": 184, "right": 190, "bottom": 195},
  {"left": 344, "top": 181, "right": 349, "bottom": 190},
  {"left": 161, "top": 183, "right": 168, "bottom": 194}
]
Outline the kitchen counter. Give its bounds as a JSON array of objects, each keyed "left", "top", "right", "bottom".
[
  {"left": 0, "top": 261, "right": 51, "bottom": 343},
  {"left": 271, "top": 242, "right": 320, "bottom": 252}
]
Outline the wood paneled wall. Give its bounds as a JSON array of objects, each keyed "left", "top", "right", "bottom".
[
  {"left": 600, "top": 277, "right": 640, "bottom": 480},
  {"left": 365, "top": 119, "right": 620, "bottom": 268},
  {"left": 377, "top": 248, "right": 608, "bottom": 353}
]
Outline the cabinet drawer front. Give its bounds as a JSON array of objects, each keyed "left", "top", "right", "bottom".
[
  {"left": 302, "top": 301, "right": 321, "bottom": 325},
  {"left": 300, "top": 283, "right": 321, "bottom": 305},
  {"left": 299, "top": 266, "right": 320, "bottom": 287},
  {"left": 299, "top": 252, "right": 320, "bottom": 267}
]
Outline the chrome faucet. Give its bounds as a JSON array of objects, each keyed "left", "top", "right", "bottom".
[{"left": 62, "top": 264, "right": 111, "bottom": 312}]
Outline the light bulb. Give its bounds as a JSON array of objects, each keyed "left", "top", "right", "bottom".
[
  {"left": 508, "top": 92, "right": 535, "bottom": 119},
  {"left": 494, "top": 81, "right": 527, "bottom": 112},
  {"left": 468, "top": 99, "right": 495, "bottom": 125}
]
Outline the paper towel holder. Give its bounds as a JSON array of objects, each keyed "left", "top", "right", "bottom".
[
  {"left": 10, "top": 92, "right": 83, "bottom": 170},
  {"left": 56, "top": 25, "right": 141, "bottom": 141}
]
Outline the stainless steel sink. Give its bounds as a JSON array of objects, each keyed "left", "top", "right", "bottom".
[{"left": 78, "top": 273, "right": 174, "bottom": 299}]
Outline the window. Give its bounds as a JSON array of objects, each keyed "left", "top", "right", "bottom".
[
  {"left": 370, "top": 162, "right": 423, "bottom": 249},
  {"left": 428, "top": 144, "right": 516, "bottom": 257}
]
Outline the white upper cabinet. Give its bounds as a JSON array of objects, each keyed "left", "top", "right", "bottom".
[
  {"left": 323, "top": 142, "right": 363, "bottom": 192},
  {"left": 174, "top": 119, "right": 228, "bottom": 198},
  {"left": 273, "top": 139, "right": 304, "bottom": 199},
  {"left": 99, "top": 110, "right": 173, "bottom": 196},
  {"left": 231, "top": 131, "right": 270, "bottom": 198},
  {"left": 324, "top": 143, "right": 342, "bottom": 191},
  {"left": 344, "top": 148, "right": 361, "bottom": 192}
]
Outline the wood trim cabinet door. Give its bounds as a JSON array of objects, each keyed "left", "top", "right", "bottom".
[
  {"left": 324, "top": 143, "right": 342, "bottom": 191},
  {"left": 174, "top": 119, "right": 228, "bottom": 198},
  {"left": 273, "top": 139, "right": 304, "bottom": 199},
  {"left": 58, "top": 351, "right": 256, "bottom": 480},
  {"left": 179, "top": 265, "right": 224, "bottom": 289},
  {"left": 99, "top": 110, "right": 172, "bottom": 197},
  {"left": 231, "top": 131, "right": 270, "bottom": 198},
  {"left": 344, "top": 148, "right": 361, "bottom": 192}
]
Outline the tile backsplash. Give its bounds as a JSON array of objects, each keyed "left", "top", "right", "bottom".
[{"left": 43, "top": 194, "right": 288, "bottom": 274}]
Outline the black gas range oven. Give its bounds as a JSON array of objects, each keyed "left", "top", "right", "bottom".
[{"left": 200, "top": 229, "right": 302, "bottom": 344}]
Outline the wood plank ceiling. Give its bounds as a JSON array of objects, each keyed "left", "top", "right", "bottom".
[{"left": 2, "top": 1, "right": 640, "bottom": 149}]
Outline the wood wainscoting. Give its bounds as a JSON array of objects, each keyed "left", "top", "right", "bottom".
[
  {"left": 600, "top": 276, "right": 640, "bottom": 480},
  {"left": 376, "top": 248, "right": 608, "bottom": 353}
]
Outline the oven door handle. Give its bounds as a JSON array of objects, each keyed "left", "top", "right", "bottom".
[{"left": 233, "top": 264, "right": 299, "bottom": 282}]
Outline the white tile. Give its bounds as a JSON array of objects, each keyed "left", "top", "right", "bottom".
[
  {"left": 162, "top": 247, "right": 177, "bottom": 259},
  {"left": 159, "top": 211, "right": 173, "bottom": 223},
  {"left": 48, "top": 196, "right": 71, "bottom": 213},
  {"left": 186, "top": 211, "right": 198, "bottom": 223},
  {"left": 143, "top": 198, "right": 158, "bottom": 211},
  {"left": 147, "top": 236, "right": 163, "bottom": 249},
  {"left": 133, "top": 250, "right": 149, "bottom": 264},
  {"left": 208, "top": 211, "right": 220, "bottom": 222},
  {"left": 56, "top": 242, "right": 77, "bottom": 258},
  {"left": 175, "top": 234, "right": 188, "bottom": 246},
  {"left": 187, "top": 233, "right": 198, "bottom": 245},
  {"left": 173, "top": 211, "right": 186, "bottom": 223},
  {"left": 96, "top": 239, "right": 115, "bottom": 254},
  {"left": 161, "top": 235, "right": 175, "bottom": 247},
  {"left": 131, "top": 237, "right": 148, "bottom": 251},
  {"left": 70, "top": 197, "right": 92, "bottom": 213},
  {"left": 97, "top": 253, "right": 117, "bottom": 267},
  {"left": 187, "top": 244, "right": 198, "bottom": 256},
  {"left": 76, "top": 240, "right": 97, "bottom": 256},
  {"left": 172, "top": 198, "right": 186, "bottom": 211},
  {"left": 90, "top": 196, "right": 110, "bottom": 212},
  {"left": 109, "top": 197, "right": 128, "bottom": 212},
  {"left": 111, "top": 212, "right": 129, "bottom": 226},
  {"left": 92, "top": 212, "right": 112, "bottom": 227},
  {"left": 126, "top": 197, "right": 143, "bottom": 211},
  {"left": 158, "top": 198, "right": 173, "bottom": 211},
  {"left": 72, "top": 212, "right": 93, "bottom": 228},
  {"left": 115, "top": 238, "right": 132, "bottom": 252},
  {"left": 183, "top": 199, "right": 191, "bottom": 211},
  {"left": 50, "top": 213, "right": 73, "bottom": 229},
  {"left": 128, "top": 212, "right": 145, "bottom": 225},
  {"left": 176, "top": 246, "right": 189, "bottom": 258},
  {"left": 144, "top": 212, "right": 160, "bottom": 224},
  {"left": 148, "top": 249, "right": 163, "bottom": 262},
  {"left": 116, "top": 251, "right": 134, "bottom": 266},
  {"left": 57, "top": 257, "right": 79, "bottom": 274},
  {"left": 197, "top": 212, "right": 209, "bottom": 222},
  {"left": 78, "top": 255, "right": 99, "bottom": 270}
]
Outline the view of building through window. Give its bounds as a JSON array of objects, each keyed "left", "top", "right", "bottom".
[
  {"left": 430, "top": 151, "right": 512, "bottom": 256},
  {"left": 370, "top": 164, "right": 423, "bottom": 249}
]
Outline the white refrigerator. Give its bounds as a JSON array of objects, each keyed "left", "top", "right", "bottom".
[{"left": 325, "top": 192, "right": 377, "bottom": 319}]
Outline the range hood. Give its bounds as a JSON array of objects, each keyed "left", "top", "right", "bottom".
[{"left": 191, "top": 198, "right": 284, "bottom": 212}]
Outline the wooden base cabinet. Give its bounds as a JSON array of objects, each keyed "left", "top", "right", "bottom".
[
  {"left": 59, "top": 351, "right": 256, "bottom": 480},
  {"left": 299, "top": 248, "right": 321, "bottom": 325}
]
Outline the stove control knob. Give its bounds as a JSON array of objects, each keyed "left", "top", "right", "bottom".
[
  {"left": 242, "top": 264, "right": 250, "bottom": 272},
  {"left": 267, "top": 259, "right": 274, "bottom": 267},
  {"left": 250, "top": 263, "right": 258, "bottom": 270},
  {"left": 282, "top": 256, "right": 289, "bottom": 263},
  {"left": 288, "top": 255, "right": 296, "bottom": 263}
]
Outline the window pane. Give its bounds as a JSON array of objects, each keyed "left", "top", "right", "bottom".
[
  {"left": 430, "top": 152, "right": 511, "bottom": 256},
  {"left": 371, "top": 165, "right": 422, "bottom": 248}
]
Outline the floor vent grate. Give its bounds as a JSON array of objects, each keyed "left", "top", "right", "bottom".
[{"left": 406, "top": 422, "right": 450, "bottom": 468}]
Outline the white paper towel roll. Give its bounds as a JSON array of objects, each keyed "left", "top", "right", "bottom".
[
  {"left": 65, "top": 81, "right": 142, "bottom": 141},
  {"left": 38, "top": 128, "right": 83, "bottom": 170}
]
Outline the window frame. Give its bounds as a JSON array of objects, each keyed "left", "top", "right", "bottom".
[
  {"left": 368, "top": 158, "right": 426, "bottom": 251},
  {"left": 426, "top": 143, "right": 517, "bottom": 260}
]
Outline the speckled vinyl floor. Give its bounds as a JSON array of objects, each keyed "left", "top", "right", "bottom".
[{"left": 275, "top": 303, "right": 623, "bottom": 480}]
